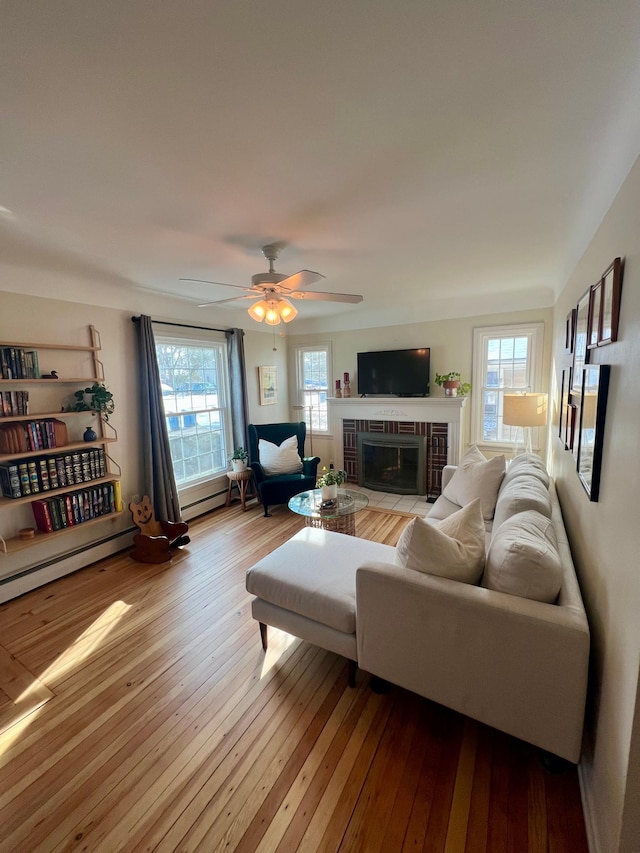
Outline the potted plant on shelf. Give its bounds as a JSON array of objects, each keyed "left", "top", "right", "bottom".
[
  {"left": 434, "top": 372, "right": 472, "bottom": 398},
  {"left": 316, "top": 466, "right": 347, "bottom": 502},
  {"left": 66, "top": 382, "right": 116, "bottom": 421},
  {"left": 229, "top": 447, "right": 249, "bottom": 472}
]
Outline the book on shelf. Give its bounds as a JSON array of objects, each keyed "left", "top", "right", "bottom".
[
  {"left": 27, "top": 460, "right": 40, "bottom": 494},
  {"left": 0, "top": 463, "right": 21, "bottom": 499},
  {"left": 18, "top": 462, "right": 31, "bottom": 496},
  {"left": 31, "top": 499, "right": 54, "bottom": 533}
]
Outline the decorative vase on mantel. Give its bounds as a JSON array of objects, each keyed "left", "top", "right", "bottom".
[
  {"left": 443, "top": 380, "right": 460, "bottom": 397},
  {"left": 321, "top": 483, "right": 338, "bottom": 502}
]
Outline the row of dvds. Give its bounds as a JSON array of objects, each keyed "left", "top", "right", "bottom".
[
  {"left": 0, "top": 348, "right": 40, "bottom": 380},
  {"left": 0, "top": 448, "right": 107, "bottom": 499},
  {"left": 1, "top": 390, "right": 30, "bottom": 417},
  {"left": 31, "top": 482, "right": 121, "bottom": 533}
]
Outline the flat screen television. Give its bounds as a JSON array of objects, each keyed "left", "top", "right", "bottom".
[{"left": 357, "top": 348, "right": 430, "bottom": 397}]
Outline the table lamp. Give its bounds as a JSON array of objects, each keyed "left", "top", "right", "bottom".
[{"left": 502, "top": 393, "right": 548, "bottom": 455}]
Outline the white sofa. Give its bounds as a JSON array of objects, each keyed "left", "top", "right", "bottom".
[{"left": 246, "top": 453, "right": 590, "bottom": 763}]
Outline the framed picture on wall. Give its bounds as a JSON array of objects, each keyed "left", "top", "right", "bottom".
[
  {"left": 258, "top": 365, "right": 277, "bottom": 405},
  {"left": 559, "top": 367, "right": 573, "bottom": 450},
  {"left": 572, "top": 289, "right": 590, "bottom": 393},
  {"left": 576, "top": 364, "right": 610, "bottom": 501},
  {"left": 599, "top": 257, "right": 622, "bottom": 345},
  {"left": 565, "top": 308, "right": 577, "bottom": 354},
  {"left": 588, "top": 281, "right": 602, "bottom": 349}
]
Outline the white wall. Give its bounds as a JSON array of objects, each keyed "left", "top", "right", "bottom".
[{"left": 550, "top": 155, "right": 640, "bottom": 853}]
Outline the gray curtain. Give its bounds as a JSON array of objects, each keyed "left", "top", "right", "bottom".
[
  {"left": 134, "top": 315, "right": 182, "bottom": 522},
  {"left": 226, "top": 328, "right": 249, "bottom": 452}
]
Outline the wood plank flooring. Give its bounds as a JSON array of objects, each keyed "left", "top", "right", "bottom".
[{"left": 0, "top": 502, "right": 589, "bottom": 852}]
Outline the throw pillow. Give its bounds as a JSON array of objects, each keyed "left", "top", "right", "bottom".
[
  {"left": 258, "top": 435, "right": 303, "bottom": 476},
  {"left": 502, "top": 452, "right": 550, "bottom": 489},
  {"left": 484, "top": 510, "right": 563, "bottom": 603},
  {"left": 442, "top": 445, "right": 506, "bottom": 520},
  {"left": 395, "top": 498, "right": 485, "bottom": 584},
  {"left": 492, "top": 475, "right": 552, "bottom": 532}
]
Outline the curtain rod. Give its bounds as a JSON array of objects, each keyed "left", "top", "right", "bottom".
[{"left": 131, "top": 316, "right": 234, "bottom": 334}]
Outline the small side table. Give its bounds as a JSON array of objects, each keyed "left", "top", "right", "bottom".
[{"left": 225, "top": 469, "right": 255, "bottom": 511}]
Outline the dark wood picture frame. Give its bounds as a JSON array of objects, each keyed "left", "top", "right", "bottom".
[
  {"left": 588, "top": 281, "right": 602, "bottom": 349},
  {"left": 572, "top": 289, "right": 590, "bottom": 393},
  {"left": 599, "top": 257, "right": 622, "bottom": 345},
  {"left": 559, "top": 367, "right": 573, "bottom": 450},
  {"left": 576, "top": 364, "right": 610, "bottom": 502},
  {"left": 565, "top": 308, "right": 577, "bottom": 354}
]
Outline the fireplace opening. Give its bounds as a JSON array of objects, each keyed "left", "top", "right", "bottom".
[{"left": 357, "top": 432, "right": 427, "bottom": 495}]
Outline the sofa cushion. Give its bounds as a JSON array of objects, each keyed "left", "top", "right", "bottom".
[
  {"left": 502, "top": 453, "right": 550, "bottom": 489},
  {"left": 395, "top": 498, "right": 485, "bottom": 584},
  {"left": 246, "top": 527, "right": 394, "bottom": 634},
  {"left": 492, "top": 475, "right": 552, "bottom": 533},
  {"left": 258, "top": 435, "right": 303, "bottom": 476},
  {"left": 442, "top": 445, "right": 506, "bottom": 520},
  {"left": 484, "top": 510, "right": 563, "bottom": 603}
]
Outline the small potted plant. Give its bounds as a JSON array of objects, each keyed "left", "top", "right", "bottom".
[
  {"left": 316, "top": 466, "right": 347, "bottom": 502},
  {"left": 66, "top": 382, "right": 116, "bottom": 421},
  {"left": 434, "top": 372, "right": 472, "bottom": 397},
  {"left": 229, "top": 447, "right": 249, "bottom": 472}
]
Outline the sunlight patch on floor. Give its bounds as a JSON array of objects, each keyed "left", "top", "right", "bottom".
[
  {"left": 31, "top": 599, "right": 132, "bottom": 688},
  {"left": 0, "top": 600, "right": 131, "bottom": 757}
]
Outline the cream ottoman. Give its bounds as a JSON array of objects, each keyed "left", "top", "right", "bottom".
[{"left": 245, "top": 526, "right": 395, "bottom": 685}]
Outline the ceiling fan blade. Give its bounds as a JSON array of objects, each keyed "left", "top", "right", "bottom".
[
  {"left": 198, "top": 294, "right": 258, "bottom": 307},
  {"left": 290, "top": 290, "right": 363, "bottom": 304},
  {"left": 278, "top": 269, "right": 325, "bottom": 292},
  {"left": 180, "top": 278, "right": 249, "bottom": 292}
]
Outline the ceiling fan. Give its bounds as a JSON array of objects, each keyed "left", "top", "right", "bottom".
[{"left": 180, "top": 244, "right": 363, "bottom": 325}]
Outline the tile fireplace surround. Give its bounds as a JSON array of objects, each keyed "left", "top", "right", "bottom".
[{"left": 327, "top": 397, "right": 467, "bottom": 498}]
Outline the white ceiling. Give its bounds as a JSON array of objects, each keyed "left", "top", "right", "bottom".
[{"left": 2, "top": 1, "right": 640, "bottom": 332}]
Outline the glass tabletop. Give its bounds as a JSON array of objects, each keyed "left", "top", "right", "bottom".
[{"left": 288, "top": 489, "right": 369, "bottom": 519}]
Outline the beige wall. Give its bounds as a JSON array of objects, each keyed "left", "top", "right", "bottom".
[
  {"left": 0, "top": 277, "right": 283, "bottom": 593},
  {"left": 286, "top": 308, "right": 553, "bottom": 469},
  {"left": 550, "top": 155, "right": 640, "bottom": 853}
]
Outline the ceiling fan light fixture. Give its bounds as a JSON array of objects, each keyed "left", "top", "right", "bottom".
[
  {"left": 248, "top": 299, "right": 269, "bottom": 322},
  {"left": 278, "top": 298, "right": 298, "bottom": 323},
  {"left": 264, "top": 302, "right": 281, "bottom": 326}
]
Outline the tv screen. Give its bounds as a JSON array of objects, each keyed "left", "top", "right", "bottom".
[{"left": 357, "top": 348, "right": 430, "bottom": 397}]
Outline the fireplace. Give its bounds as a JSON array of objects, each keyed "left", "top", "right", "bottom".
[
  {"left": 358, "top": 432, "right": 427, "bottom": 494},
  {"left": 327, "top": 396, "right": 466, "bottom": 501}
]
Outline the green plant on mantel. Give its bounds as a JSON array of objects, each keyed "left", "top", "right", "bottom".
[
  {"left": 66, "top": 382, "right": 115, "bottom": 421},
  {"left": 434, "top": 372, "right": 472, "bottom": 397}
]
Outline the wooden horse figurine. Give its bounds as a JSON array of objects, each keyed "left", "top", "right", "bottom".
[{"left": 129, "top": 495, "right": 190, "bottom": 563}]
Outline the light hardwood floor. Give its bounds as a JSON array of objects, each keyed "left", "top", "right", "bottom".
[{"left": 0, "top": 501, "right": 588, "bottom": 852}]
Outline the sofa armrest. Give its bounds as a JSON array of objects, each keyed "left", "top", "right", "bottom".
[{"left": 356, "top": 562, "right": 589, "bottom": 762}]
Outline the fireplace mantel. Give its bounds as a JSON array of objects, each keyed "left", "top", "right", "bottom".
[{"left": 328, "top": 396, "right": 467, "bottom": 467}]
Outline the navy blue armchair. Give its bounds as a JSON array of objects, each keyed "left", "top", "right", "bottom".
[{"left": 248, "top": 422, "right": 321, "bottom": 517}]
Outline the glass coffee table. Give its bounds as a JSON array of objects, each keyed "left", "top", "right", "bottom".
[{"left": 288, "top": 489, "right": 369, "bottom": 536}]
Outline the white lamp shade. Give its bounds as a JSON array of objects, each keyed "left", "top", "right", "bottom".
[
  {"left": 503, "top": 393, "right": 548, "bottom": 427},
  {"left": 278, "top": 298, "right": 298, "bottom": 323}
]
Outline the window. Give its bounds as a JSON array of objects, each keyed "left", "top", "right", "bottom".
[
  {"left": 295, "top": 344, "right": 332, "bottom": 434},
  {"left": 155, "top": 338, "right": 231, "bottom": 487},
  {"left": 471, "top": 323, "right": 544, "bottom": 448}
]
